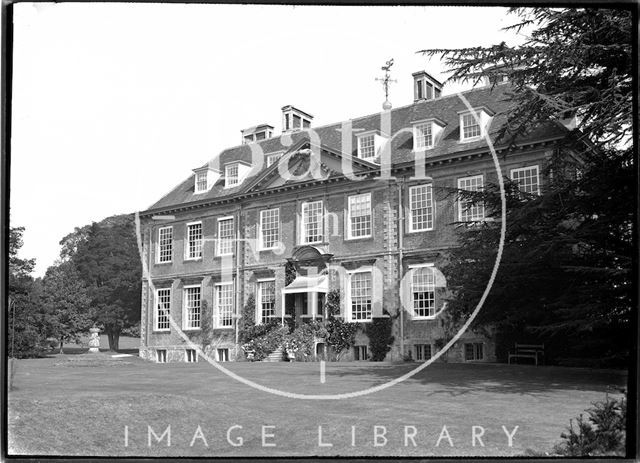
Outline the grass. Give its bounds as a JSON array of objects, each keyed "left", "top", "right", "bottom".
[{"left": 8, "top": 354, "right": 626, "bottom": 457}]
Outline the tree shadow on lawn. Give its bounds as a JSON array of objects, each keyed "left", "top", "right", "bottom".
[{"left": 327, "top": 362, "right": 627, "bottom": 397}]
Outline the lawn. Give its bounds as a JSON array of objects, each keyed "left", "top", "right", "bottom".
[{"left": 8, "top": 354, "right": 627, "bottom": 457}]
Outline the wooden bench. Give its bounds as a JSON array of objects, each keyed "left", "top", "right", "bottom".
[{"left": 508, "top": 343, "right": 545, "bottom": 366}]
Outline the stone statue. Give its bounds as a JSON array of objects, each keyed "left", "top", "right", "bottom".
[{"left": 88, "top": 327, "right": 101, "bottom": 353}]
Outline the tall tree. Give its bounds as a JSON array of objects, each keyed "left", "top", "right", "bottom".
[
  {"left": 9, "top": 227, "right": 36, "bottom": 293},
  {"left": 8, "top": 227, "right": 43, "bottom": 358},
  {"left": 71, "top": 214, "right": 142, "bottom": 351},
  {"left": 40, "top": 262, "right": 92, "bottom": 354},
  {"left": 418, "top": 8, "right": 634, "bottom": 364}
]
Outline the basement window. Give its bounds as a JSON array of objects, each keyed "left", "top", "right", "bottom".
[
  {"left": 354, "top": 345, "right": 368, "bottom": 361},
  {"left": 217, "top": 348, "right": 229, "bottom": 362},
  {"left": 156, "top": 349, "right": 167, "bottom": 363},
  {"left": 185, "top": 349, "right": 198, "bottom": 363}
]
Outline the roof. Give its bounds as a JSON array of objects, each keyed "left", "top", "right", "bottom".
[
  {"left": 145, "top": 83, "right": 567, "bottom": 213},
  {"left": 282, "top": 275, "right": 329, "bottom": 294},
  {"left": 241, "top": 124, "right": 274, "bottom": 135}
]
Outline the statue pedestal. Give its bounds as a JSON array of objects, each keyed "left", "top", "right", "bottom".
[{"left": 88, "top": 327, "right": 101, "bottom": 353}]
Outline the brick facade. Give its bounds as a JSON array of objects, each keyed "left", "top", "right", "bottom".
[{"left": 138, "top": 81, "right": 565, "bottom": 364}]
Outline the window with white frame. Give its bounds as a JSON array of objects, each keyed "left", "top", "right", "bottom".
[
  {"left": 464, "top": 342, "right": 484, "bottom": 361},
  {"left": 511, "top": 165, "right": 540, "bottom": 195},
  {"left": 413, "top": 122, "right": 433, "bottom": 150},
  {"left": 185, "top": 222, "right": 202, "bottom": 260},
  {"left": 415, "top": 344, "right": 432, "bottom": 361},
  {"left": 357, "top": 134, "right": 376, "bottom": 160},
  {"left": 349, "top": 271, "right": 372, "bottom": 321},
  {"left": 461, "top": 112, "right": 482, "bottom": 140},
  {"left": 183, "top": 286, "right": 201, "bottom": 329},
  {"left": 217, "top": 218, "right": 234, "bottom": 256},
  {"left": 411, "top": 266, "right": 436, "bottom": 318},
  {"left": 266, "top": 153, "right": 282, "bottom": 167},
  {"left": 185, "top": 349, "right": 197, "bottom": 363},
  {"left": 156, "top": 349, "right": 167, "bottom": 363},
  {"left": 258, "top": 280, "right": 276, "bottom": 324},
  {"left": 301, "top": 200, "right": 323, "bottom": 244},
  {"left": 215, "top": 282, "right": 234, "bottom": 328},
  {"left": 458, "top": 175, "right": 485, "bottom": 221},
  {"left": 225, "top": 163, "right": 239, "bottom": 187},
  {"left": 157, "top": 226, "right": 173, "bottom": 263},
  {"left": 409, "top": 184, "right": 434, "bottom": 231},
  {"left": 347, "top": 193, "right": 372, "bottom": 239},
  {"left": 259, "top": 209, "right": 280, "bottom": 250},
  {"left": 155, "top": 288, "right": 171, "bottom": 331},
  {"left": 195, "top": 171, "right": 208, "bottom": 193},
  {"left": 216, "top": 348, "right": 229, "bottom": 362}
]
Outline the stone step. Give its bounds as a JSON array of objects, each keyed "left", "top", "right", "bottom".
[{"left": 262, "top": 347, "right": 284, "bottom": 362}]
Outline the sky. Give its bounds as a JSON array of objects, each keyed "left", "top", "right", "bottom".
[{"left": 10, "top": 3, "right": 525, "bottom": 276}]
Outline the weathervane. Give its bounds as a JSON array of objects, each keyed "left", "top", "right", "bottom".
[{"left": 375, "top": 58, "right": 397, "bottom": 110}]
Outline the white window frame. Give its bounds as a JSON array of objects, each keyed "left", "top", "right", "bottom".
[
  {"left": 155, "top": 288, "right": 171, "bottom": 332},
  {"left": 510, "top": 165, "right": 540, "bottom": 195},
  {"left": 157, "top": 226, "right": 173, "bottom": 263},
  {"left": 347, "top": 192, "right": 372, "bottom": 240},
  {"left": 185, "top": 349, "right": 198, "bottom": 363},
  {"left": 357, "top": 133, "right": 376, "bottom": 160},
  {"left": 300, "top": 200, "right": 324, "bottom": 245},
  {"left": 459, "top": 110, "right": 490, "bottom": 142},
  {"left": 259, "top": 208, "right": 280, "bottom": 250},
  {"left": 216, "top": 348, "right": 230, "bottom": 362},
  {"left": 216, "top": 216, "right": 234, "bottom": 256},
  {"left": 257, "top": 279, "right": 276, "bottom": 324},
  {"left": 408, "top": 184, "right": 434, "bottom": 232},
  {"left": 413, "top": 122, "right": 434, "bottom": 151},
  {"left": 224, "top": 163, "right": 240, "bottom": 188},
  {"left": 346, "top": 268, "right": 373, "bottom": 323},
  {"left": 184, "top": 221, "right": 203, "bottom": 260},
  {"left": 194, "top": 171, "right": 208, "bottom": 193},
  {"left": 182, "top": 284, "right": 202, "bottom": 330},
  {"left": 215, "top": 282, "right": 234, "bottom": 329},
  {"left": 457, "top": 175, "right": 485, "bottom": 222},
  {"left": 408, "top": 263, "right": 436, "bottom": 320},
  {"left": 156, "top": 349, "right": 167, "bottom": 363}
]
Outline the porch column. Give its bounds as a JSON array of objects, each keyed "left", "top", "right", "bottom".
[
  {"left": 309, "top": 291, "right": 318, "bottom": 321},
  {"left": 281, "top": 292, "right": 286, "bottom": 326}
]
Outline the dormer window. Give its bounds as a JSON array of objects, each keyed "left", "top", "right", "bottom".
[
  {"left": 357, "top": 134, "right": 375, "bottom": 160},
  {"left": 195, "top": 171, "right": 208, "bottom": 192},
  {"left": 225, "top": 163, "right": 239, "bottom": 187},
  {"left": 414, "top": 123, "right": 432, "bottom": 150},
  {"left": 224, "top": 161, "right": 251, "bottom": 188},
  {"left": 356, "top": 131, "right": 388, "bottom": 162},
  {"left": 458, "top": 107, "right": 494, "bottom": 142},
  {"left": 462, "top": 113, "right": 481, "bottom": 139},
  {"left": 412, "top": 118, "right": 446, "bottom": 152},
  {"left": 192, "top": 165, "right": 220, "bottom": 194}
]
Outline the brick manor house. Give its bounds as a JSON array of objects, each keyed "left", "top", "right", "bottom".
[{"left": 138, "top": 69, "right": 571, "bottom": 363}]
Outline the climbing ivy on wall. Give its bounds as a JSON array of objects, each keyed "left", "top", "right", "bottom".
[
  {"left": 325, "top": 290, "right": 359, "bottom": 358},
  {"left": 285, "top": 261, "right": 297, "bottom": 286},
  {"left": 365, "top": 317, "right": 395, "bottom": 361}
]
